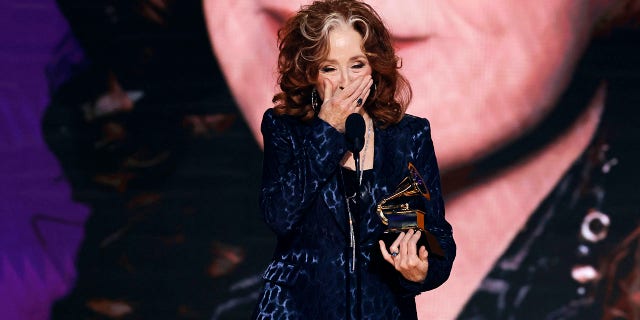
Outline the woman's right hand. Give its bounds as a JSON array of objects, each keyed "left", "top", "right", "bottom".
[{"left": 317, "top": 75, "right": 372, "bottom": 132}]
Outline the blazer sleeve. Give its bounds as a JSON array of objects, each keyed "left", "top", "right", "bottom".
[
  {"left": 259, "top": 109, "right": 348, "bottom": 237},
  {"left": 398, "top": 117, "right": 456, "bottom": 293}
]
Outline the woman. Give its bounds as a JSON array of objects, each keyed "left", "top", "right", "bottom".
[{"left": 253, "top": 1, "right": 455, "bottom": 318}]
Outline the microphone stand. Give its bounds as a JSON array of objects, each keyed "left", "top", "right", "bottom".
[
  {"left": 354, "top": 151, "right": 362, "bottom": 320},
  {"left": 345, "top": 113, "right": 365, "bottom": 319}
]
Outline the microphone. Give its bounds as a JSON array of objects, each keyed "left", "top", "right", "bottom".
[
  {"left": 345, "top": 113, "right": 365, "bottom": 155},
  {"left": 345, "top": 113, "right": 366, "bottom": 307}
]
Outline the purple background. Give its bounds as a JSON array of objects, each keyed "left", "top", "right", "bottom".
[
  {"left": 1, "top": 1, "right": 638, "bottom": 319},
  {"left": 0, "top": 2, "right": 88, "bottom": 319}
]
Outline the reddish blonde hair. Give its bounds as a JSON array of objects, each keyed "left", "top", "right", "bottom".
[{"left": 273, "top": 0, "right": 411, "bottom": 127}]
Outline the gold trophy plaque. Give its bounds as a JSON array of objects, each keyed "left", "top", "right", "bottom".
[{"left": 377, "top": 163, "right": 445, "bottom": 257}]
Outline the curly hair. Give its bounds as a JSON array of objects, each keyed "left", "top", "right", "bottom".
[{"left": 273, "top": 0, "right": 411, "bottom": 127}]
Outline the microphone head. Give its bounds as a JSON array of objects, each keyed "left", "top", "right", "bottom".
[{"left": 345, "top": 113, "right": 365, "bottom": 153}]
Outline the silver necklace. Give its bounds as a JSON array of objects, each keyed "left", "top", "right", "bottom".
[
  {"left": 358, "top": 117, "right": 373, "bottom": 185},
  {"left": 341, "top": 170, "right": 358, "bottom": 272}
]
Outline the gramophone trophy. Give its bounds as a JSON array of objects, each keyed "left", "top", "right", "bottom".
[{"left": 377, "top": 163, "right": 444, "bottom": 258}]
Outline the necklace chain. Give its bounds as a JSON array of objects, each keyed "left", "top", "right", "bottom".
[
  {"left": 358, "top": 117, "right": 373, "bottom": 185},
  {"left": 340, "top": 168, "right": 357, "bottom": 272}
]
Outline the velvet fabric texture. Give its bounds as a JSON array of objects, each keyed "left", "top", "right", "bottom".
[{"left": 254, "top": 109, "right": 456, "bottom": 319}]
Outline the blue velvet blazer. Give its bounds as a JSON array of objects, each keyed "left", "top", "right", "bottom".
[{"left": 254, "top": 109, "right": 455, "bottom": 319}]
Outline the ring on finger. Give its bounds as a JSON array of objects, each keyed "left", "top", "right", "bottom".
[
  {"left": 391, "top": 251, "right": 399, "bottom": 257},
  {"left": 356, "top": 98, "right": 363, "bottom": 105}
]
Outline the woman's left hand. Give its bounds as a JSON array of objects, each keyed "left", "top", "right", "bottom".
[{"left": 379, "top": 229, "right": 429, "bottom": 282}]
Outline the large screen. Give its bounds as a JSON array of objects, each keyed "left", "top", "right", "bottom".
[{"left": 1, "top": 0, "right": 638, "bottom": 319}]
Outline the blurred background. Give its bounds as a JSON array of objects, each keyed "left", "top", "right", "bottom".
[{"left": 0, "top": 0, "right": 638, "bottom": 319}]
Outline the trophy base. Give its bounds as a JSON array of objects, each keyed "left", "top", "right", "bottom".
[
  {"left": 385, "top": 209, "right": 425, "bottom": 231},
  {"left": 380, "top": 229, "right": 445, "bottom": 259}
]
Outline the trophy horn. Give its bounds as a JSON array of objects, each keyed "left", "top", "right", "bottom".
[{"left": 377, "top": 163, "right": 430, "bottom": 225}]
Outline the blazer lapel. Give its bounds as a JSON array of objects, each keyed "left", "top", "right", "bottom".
[
  {"left": 322, "top": 170, "right": 349, "bottom": 236},
  {"left": 371, "top": 125, "right": 404, "bottom": 204},
  {"left": 321, "top": 123, "right": 408, "bottom": 237}
]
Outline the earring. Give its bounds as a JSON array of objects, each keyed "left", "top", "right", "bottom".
[
  {"left": 311, "top": 88, "right": 319, "bottom": 113},
  {"left": 367, "top": 82, "right": 377, "bottom": 102}
]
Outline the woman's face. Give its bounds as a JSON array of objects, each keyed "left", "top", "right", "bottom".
[
  {"left": 204, "top": 0, "right": 614, "bottom": 170},
  {"left": 315, "top": 25, "right": 373, "bottom": 100}
]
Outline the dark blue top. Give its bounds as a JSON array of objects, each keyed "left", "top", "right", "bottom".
[{"left": 253, "top": 109, "right": 456, "bottom": 319}]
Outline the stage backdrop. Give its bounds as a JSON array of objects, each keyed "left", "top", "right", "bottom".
[{"left": 1, "top": 0, "right": 638, "bottom": 319}]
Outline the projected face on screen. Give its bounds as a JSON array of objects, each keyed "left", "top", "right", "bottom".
[
  {"left": 204, "top": 0, "right": 612, "bottom": 171},
  {"left": 204, "top": 1, "right": 622, "bottom": 318}
]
